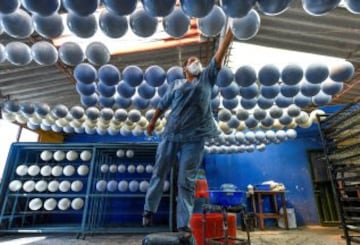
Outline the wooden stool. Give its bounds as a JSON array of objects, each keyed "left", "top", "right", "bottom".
[{"left": 142, "top": 232, "right": 196, "bottom": 245}]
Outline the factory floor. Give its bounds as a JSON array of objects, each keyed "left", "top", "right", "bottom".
[{"left": 0, "top": 226, "right": 346, "bottom": 245}]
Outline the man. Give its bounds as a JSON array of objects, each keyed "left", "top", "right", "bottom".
[{"left": 143, "top": 27, "right": 234, "bottom": 234}]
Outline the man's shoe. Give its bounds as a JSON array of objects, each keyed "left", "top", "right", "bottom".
[
  {"left": 177, "top": 226, "right": 192, "bottom": 239},
  {"left": 142, "top": 211, "right": 153, "bottom": 227}
]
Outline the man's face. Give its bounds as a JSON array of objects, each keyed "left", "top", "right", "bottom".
[{"left": 186, "top": 57, "right": 199, "bottom": 67}]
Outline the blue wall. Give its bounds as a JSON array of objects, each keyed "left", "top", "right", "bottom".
[
  {"left": 204, "top": 128, "right": 323, "bottom": 226},
  {"left": 65, "top": 124, "right": 325, "bottom": 226}
]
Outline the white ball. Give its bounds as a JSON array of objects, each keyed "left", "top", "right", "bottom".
[
  {"left": 40, "top": 165, "right": 52, "bottom": 176},
  {"left": 23, "top": 180, "right": 35, "bottom": 192},
  {"left": 139, "top": 180, "right": 149, "bottom": 192},
  {"left": 58, "top": 198, "right": 71, "bottom": 210},
  {"left": 100, "top": 164, "right": 109, "bottom": 173},
  {"left": 117, "top": 164, "right": 126, "bottom": 173},
  {"left": 136, "top": 164, "right": 144, "bottom": 173},
  {"left": 9, "top": 180, "right": 22, "bottom": 192},
  {"left": 77, "top": 165, "right": 89, "bottom": 176},
  {"left": 163, "top": 180, "right": 170, "bottom": 192},
  {"left": 127, "top": 164, "right": 136, "bottom": 173},
  {"left": 63, "top": 165, "right": 75, "bottom": 176},
  {"left": 53, "top": 150, "right": 65, "bottom": 161},
  {"left": 44, "top": 198, "right": 57, "bottom": 211},
  {"left": 71, "top": 180, "right": 83, "bottom": 192},
  {"left": 96, "top": 180, "right": 107, "bottom": 192},
  {"left": 71, "top": 198, "right": 84, "bottom": 210},
  {"left": 16, "top": 165, "right": 28, "bottom": 176},
  {"left": 35, "top": 180, "right": 48, "bottom": 192},
  {"left": 116, "top": 149, "right": 125, "bottom": 158},
  {"left": 107, "top": 180, "right": 118, "bottom": 192},
  {"left": 126, "top": 150, "right": 134, "bottom": 158},
  {"left": 48, "top": 180, "right": 59, "bottom": 192},
  {"left": 40, "top": 150, "right": 53, "bottom": 161},
  {"left": 129, "top": 180, "right": 139, "bottom": 192},
  {"left": 59, "top": 180, "right": 71, "bottom": 192},
  {"left": 66, "top": 150, "right": 78, "bottom": 161},
  {"left": 29, "top": 198, "right": 43, "bottom": 211},
  {"left": 145, "top": 164, "right": 153, "bottom": 173},
  {"left": 27, "top": 165, "right": 40, "bottom": 176},
  {"left": 80, "top": 150, "right": 92, "bottom": 161},
  {"left": 118, "top": 180, "right": 128, "bottom": 192},
  {"left": 109, "top": 164, "right": 117, "bottom": 173},
  {"left": 51, "top": 165, "right": 63, "bottom": 177}
]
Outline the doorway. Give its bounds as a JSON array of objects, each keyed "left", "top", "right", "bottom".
[{"left": 307, "top": 150, "right": 339, "bottom": 225}]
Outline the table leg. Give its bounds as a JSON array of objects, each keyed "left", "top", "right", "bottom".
[
  {"left": 258, "top": 192, "right": 264, "bottom": 230},
  {"left": 273, "top": 194, "right": 278, "bottom": 226},
  {"left": 281, "top": 193, "right": 289, "bottom": 229}
]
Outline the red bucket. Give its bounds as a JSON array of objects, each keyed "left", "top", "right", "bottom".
[{"left": 190, "top": 213, "right": 237, "bottom": 245}]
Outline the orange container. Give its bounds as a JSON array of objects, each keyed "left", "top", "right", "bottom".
[
  {"left": 195, "top": 179, "right": 209, "bottom": 198},
  {"left": 190, "top": 213, "right": 237, "bottom": 245}
]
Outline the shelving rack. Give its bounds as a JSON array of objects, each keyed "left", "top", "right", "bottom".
[
  {"left": 317, "top": 103, "right": 360, "bottom": 245},
  {"left": 0, "top": 142, "right": 172, "bottom": 238}
]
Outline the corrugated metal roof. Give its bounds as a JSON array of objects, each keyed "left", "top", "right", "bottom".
[{"left": 1, "top": 1, "right": 360, "bottom": 108}]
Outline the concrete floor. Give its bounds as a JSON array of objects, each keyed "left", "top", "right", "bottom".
[{"left": 0, "top": 226, "right": 346, "bottom": 245}]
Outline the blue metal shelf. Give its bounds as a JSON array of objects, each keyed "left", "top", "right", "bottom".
[{"left": 0, "top": 142, "right": 172, "bottom": 237}]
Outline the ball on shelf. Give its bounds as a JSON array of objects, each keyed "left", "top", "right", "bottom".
[
  {"left": 77, "top": 165, "right": 89, "bottom": 176},
  {"left": 126, "top": 150, "right": 135, "bottom": 158},
  {"left": 118, "top": 180, "right": 128, "bottom": 192},
  {"left": 63, "top": 165, "right": 75, "bottom": 176},
  {"left": 129, "top": 180, "right": 139, "bottom": 192},
  {"left": 71, "top": 180, "right": 83, "bottom": 192},
  {"left": 58, "top": 198, "right": 71, "bottom": 211},
  {"left": 40, "top": 165, "right": 52, "bottom": 176},
  {"left": 59, "top": 180, "right": 71, "bottom": 192},
  {"left": 35, "top": 180, "right": 48, "bottom": 192},
  {"left": 127, "top": 164, "right": 136, "bottom": 173},
  {"left": 29, "top": 198, "right": 43, "bottom": 211},
  {"left": 9, "top": 180, "right": 22, "bottom": 192},
  {"left": 53, "top": 150, "right": 65, "bottom": 161},
  {"left": 28, "top": 165, "right": 40, "bottom": 177},
  {"left": 96, "top": 180, "right": 107, "bottom": 192},
  {"left": 80, "top": 150, "right": 92, "bottom": 161},
  {"left": 107, "top": 180, "right": 118, "bottom": 192},
  {"left": 71, "top": 198, "right": 84, "bottom": 210},
  {"left": 48, "top": 180, "right": 60, "bottom": 192},
  {"left": 66, "top": 150, "right": 79, "bottom": 161},
  {"left": 16, "top": 165, "right": 28, "bottom": 176},
  {"left": 44, "top": 198, "right": 57, "bottom": 211},
  {"left": 51, "top": 165, "right": 63, "bottom": 177}
]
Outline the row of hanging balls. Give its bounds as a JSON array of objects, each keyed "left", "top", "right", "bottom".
[{"left": 1, "top": 0, "right": 360, "bottom": 67}]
